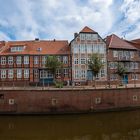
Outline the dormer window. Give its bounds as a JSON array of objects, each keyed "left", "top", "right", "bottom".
[
  {"left": 37, "top": 48, "right": 42, "bottom": 51},
  {"left": 11, "top": 46, "right": 25, "bottom": 52}
]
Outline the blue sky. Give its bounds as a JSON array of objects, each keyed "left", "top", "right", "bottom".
[{"left": 0, "top": 0, "right": 140, "bottom": 41}]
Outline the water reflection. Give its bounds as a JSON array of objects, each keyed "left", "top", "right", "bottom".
[{"left": 0, "top": 110, "right": 140, "bottom": 140}]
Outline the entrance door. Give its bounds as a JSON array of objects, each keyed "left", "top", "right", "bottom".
[
  {"left": 87, "top": 70, "right": 93, "bottom": 80},
  {"left": 123, "top": 75, "right": 128, "bottom": 84}
]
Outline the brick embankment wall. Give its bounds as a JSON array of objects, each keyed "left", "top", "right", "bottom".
[{"left": 0, "top": 88, "right": 140, "bottom": 114}]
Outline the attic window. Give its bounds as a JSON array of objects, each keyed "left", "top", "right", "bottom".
[
  {"left": 11, "top": 46, "right": 25, "bottom": 52},
  {"left": 37, "top": 48, "right": 42, "bottom": 51}
]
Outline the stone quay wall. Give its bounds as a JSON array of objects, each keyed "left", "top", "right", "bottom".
[{"left": 0, "top": 88, "right": 140, "bottom": 114}]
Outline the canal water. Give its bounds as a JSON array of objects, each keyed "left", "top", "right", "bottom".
[{"left": 0, "top": 110, "right": 140, "bottom": 140}]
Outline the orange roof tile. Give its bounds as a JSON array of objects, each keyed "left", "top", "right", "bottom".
[
  {"left": 0, "top": 40, "right": 70, "bottom": 56},
  {"left": 106, "top": 34, "right": 137, "bottom": 50},
  {"left": 80, "top": 26, "right": 97, "bottom": 33}
]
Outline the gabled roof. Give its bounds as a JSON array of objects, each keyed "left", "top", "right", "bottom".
[
  {"left": 131, "top": 38, "right": 140, "bottom": 44},
  {"left": 106, "top": 34, "right": 137, "bottom": 50},
  {"left": 80, "top": 26, "right": 97, "bottom": 33},
  {"left": 0, "top": 40, "right": 70, "bottom": 56}
]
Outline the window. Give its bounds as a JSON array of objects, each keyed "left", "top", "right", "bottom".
[
  {"left": 81, "top": 58, "right": 86, "bottom": 64},
  {"left": 81, "top": 69, "right": 86, "bottom": 78},
  {"left": 8, "top": 56, "right": 13, "bottom": 65},
  {"left": 1, "top": 56, "right": 6, "bottom": 65},
  {"left": 17, "top": 69, "right": 22, "bottom": 78},
  {"left": 34, "top": 69, "right": 38, "bottom": 78},
  {"left": 87, "top": 44, "right": 92, "bottom": 53},
  {"left": 24, "top": 69, "right": 29, "bottom": 78},
  {"left": 133, "top": 95, "right": 138, "bottom": 101},
  {"left": 113, "top": 51, "right": 118, "bottom": 57},
  {"left": 99, "top": 45, "right": 105, "bottom": 54},
  {"left": 16, "top": 56, "right": 22, "bottom": 64},
  {"left": 11, "top": 46, "right": 25, "bottom": 52},
  {"left": 74, "top": 58, "right": 78, "bottom": 64},
  {"left": 74, "top": 68, "right": 79, "bottom": 79},
  {"left": 1, "top": 69, "right": 6, "bottom": 79},
  {"left": 92, "top": 34, "right": 98, "bottom": 40},
  {"left": 101, "top": 69, "right": 105, "bottom": 77},
  {"left": 64, "top": 68, "right": 68, "bottom": 77},
  {"left": 63, "top": 56, "right": 68, "bottom": 64},
  {"left": 80, "top": 34, "right": 85, "bottom": 40},
  {"left": 34, "top": 56, "right": 39, "bottom": 64},
  {"left": 40, "top": 70, "right": 53, "bottom": 78},
  {"left": 130, "top": 62, "right": 138, "bottom": 69},
  {"left": 73, "top": 45, "right": 79, "bottom": 53},
  {"left": 9, "top": 99, "right": 15, "bottom": 105},
  {"left": 42, "top": 56, "right": 47, "bottom": 64},
  {"left": 80, "top": 44, "right": 86, "bottom": 53},
  {"left": 132, "top": 74, "right": 138, "bottom": 80},
  {"left": 95, "top": 97, "right": 101, "bottom": 104},
  {"left": 109, "top": 62, "right": 117, "bottom": 69},
  {"left": 24, "top": 56, "right": 29, "bottom": 64},
  {"left": 86, "top": 34, "right": 91, "bottom": 40},
  {"left": 56, "top": 56, "right": 61, "bottom": 62},
  {"left": 130, "top": 51, "right": 134, "bottom": 58},
  {"left": 110, "top": 74, "right": 117, "bottom": 81},
  {"left": 8, "top": 69, "right": 13, "bottom": 78},
  {"left": 56, "top": 69, "right": 61, "bottom": 77}
]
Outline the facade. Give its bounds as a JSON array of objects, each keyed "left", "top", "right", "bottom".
[
  {"left": 70, "top": 26, "right": 107, "bottom": 85},
  {"left": 0, "top": 40, "right": 71, "bottom": 86},
  {"left": 106, "top": 34, "right": 140, "bottom": 84},
  {"left": 0, "top": 26, "right": 140, "bottom": 86}
]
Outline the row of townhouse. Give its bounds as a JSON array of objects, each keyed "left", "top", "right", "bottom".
[{"left": 0, "top": 26, "right": 140, "bottom": 86}]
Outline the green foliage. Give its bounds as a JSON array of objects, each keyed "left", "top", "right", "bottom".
[
  {"left": 45, "top": 56, "right": 62, "bottom": 75},
  {"left": 88, "top": 53, "right": 104, "bottom": 78},
  {"left": 55, "top": 81, "right": 63, "bottom": 88},
  {"left": 116, "top": 63, "right": 127, "bottom": 77}
]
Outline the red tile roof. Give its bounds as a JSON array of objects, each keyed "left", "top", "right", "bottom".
[
  {"left": 131, "top": 38, "right": 140, "bottom": 44},
  {"left": 0, "top": 40, "right": 70, "bottom": 56},
  {"left": 106, "top": 34, "right": 137, "bottom": 50},
  {"left": 80, "top": 26, "right": 97, "bottom": 33}
]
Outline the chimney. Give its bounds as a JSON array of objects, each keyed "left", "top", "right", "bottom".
[
  {"left": 74, "top": 33, "right": 78, "bottom": 38},
  {"left": 53, "top": 39, "right": 56, "bottom": 42},
  {"left": 35, "top": 38, "right": 39, "bottom": 41}
]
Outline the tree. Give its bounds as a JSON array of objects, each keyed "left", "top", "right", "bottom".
[
  {"left": 88, "top": 53, "right": 104, "bottom": 87},
  {"left": 116, "top": 63, "right": 127, "bottom": 85},
  {"left": 45, "top": 56, "right": 62, "bottom": 83}
]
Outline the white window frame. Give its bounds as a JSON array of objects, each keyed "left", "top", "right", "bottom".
[
  {"left": 74, "top": 58, "right": 78, "bottom": 64},
  {"left": 34, "top": 69, "right": 38, "bottom": 78},
  {"left": 34, "top": 56, "right": 39, "bottom": 65},
  {"left": 64, "top": 68, "right": 68, "bottom": 77},
  {"left": 16, "top": 56, "right": 22, "bottom": 65},
  {"left": 113, "top": 51, "right": 118, "bottom": 58},
  {"left": 132, "top": 74, "right": 138, "bottom": 80},
  {"left": 1, "top": 56, "right": 6, "bottom": 65},
  {"left": 24, "top": 69, "right": 29, "bottom": 78},
  {"left": 8, "top": 56, "right": 13, "bottom": 65},
  {"left": 80, "top": 58, "right": 86, "bottom": 64},
  {"left": 17, "top": 69, "right": 22, "bottom": 78},
  {"left": 1, "top": 69, "right": 6, "bottom": 79},
  {"left": 24, "top": 56, "right": 29, "bottom": 65},
  {"left": 42, "top": 56, "right": 47, "bottom": 64},
  {"left": 8, "top": 69, "right": 13, "bottom": 78},
  {"left": 81, "top": 69, "right": 86, "bottom": 78},
  {"left": 63, "top": 56, "right": 68, "bottom": 64}
]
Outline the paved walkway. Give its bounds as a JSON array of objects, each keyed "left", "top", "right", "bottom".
[{"left": 0, "top": 84, "right": 140, "bottom": 90}]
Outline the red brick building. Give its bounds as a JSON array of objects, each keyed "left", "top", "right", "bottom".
[
  {"left": 106, "top": 34, "right": 140, "bottom": 84},
  {"left": 0, "top": 39, "right": 71, "bottom": 86}
]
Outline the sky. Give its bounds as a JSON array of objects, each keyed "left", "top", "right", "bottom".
[{"left": 0, "top": 0, "right": 140, "bottom": 41}]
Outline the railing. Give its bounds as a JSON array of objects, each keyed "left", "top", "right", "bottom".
[{"left": 0, "top": 79, "right": 140, "bottom": 90}]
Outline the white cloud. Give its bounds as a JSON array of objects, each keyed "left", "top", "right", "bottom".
[{"left": 0, "top": 0, "right": 139, "bottom": 41}]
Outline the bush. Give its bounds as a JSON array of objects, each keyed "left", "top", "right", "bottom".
[{"left": 55, "top": 81, "right": 63, "bottom": 88}]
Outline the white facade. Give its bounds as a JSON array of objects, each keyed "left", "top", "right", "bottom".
[{"left": 71, "top": 31, "right": 107, "bottom": 83}]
